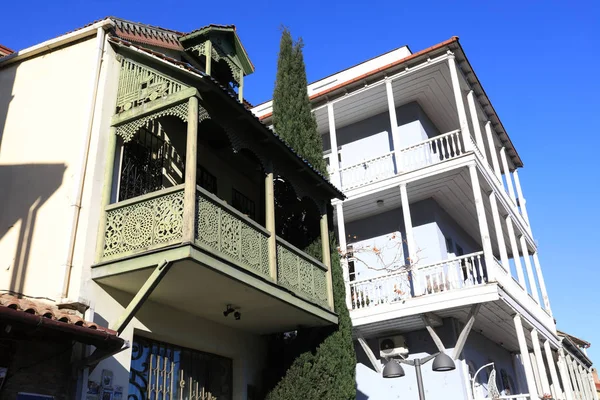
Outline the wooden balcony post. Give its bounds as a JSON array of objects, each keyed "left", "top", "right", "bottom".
[
  {"left": 468, "top": 164, "right": 494, "bottom": 282},
  {"left": 519, "top": 235, "right": 541, "bottom": 304},
  {"left": 512, "top": 169, "right": 531, "bottom": 226},
  {"left": 466, "top": 90, "right": 487, "bottom": 160},
  {"left": 531, "top": 330, "right": 552, "bottom": 395},
  {"left": 505, "top": 216, "right": 527, "bottom": 287},
  {"left": 485, "top": 122, "right": 502, "bottom": 181},
  {"left": 183, "top": 96, "right": 198, "bottom": 243},
  {"left": 385, "top": 78, "right": 402, "bottom": 171},
  {"left": 327, "top": 103, "right": 342, "bottom": 189},
  {"left": 205, "top": 40, "right": 212, "bottom": 76},
  {"left": 489, "top": 192, "right": 510, "bottom": 272},
  {"left": 95, "top": 126, "right": 118, "bottom": 262},
  {"left": 447, "top": 53, "right": 473, "bottom": 152},
  {"left": 514, "top": 314, "right": 539, "bottom": 400},
  {"left": 544, "top": 340, "right": 562, "bottom": 400},
  {"left": 336, "top": 203, "right": 352, "bottom": 309},
  {"left": 265, "top": 162, "right": 277, "bottom": 282},
  {"left": 533, "top": 252, "right": 552, "bottom": 313},
  {"left": 499, "top": 147, "right": 518, "bottom": 205},
  {"left": 320, "top": 203, "right": 334, "bottom": 310},
  {"left": 558, "top": 348, "right": 576, "bottom": 400}
]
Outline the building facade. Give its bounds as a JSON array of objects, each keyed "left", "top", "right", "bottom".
[
  {"left": 0, "top": 18, "right": 342, "bottom": 399},
  {"left": 253, "top": 39, "right": 599, "bottom": 399}
]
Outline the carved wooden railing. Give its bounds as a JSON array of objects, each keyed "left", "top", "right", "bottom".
[
  {"left": 396, "top": 129, "right": 463, "bottom": 173},
  {"left": 195, "top": 185, "right": 271, "bottom": 280},
  {"left": 102, "top": 185, "right": 185, "bottom": 260},
  {"left": 348, "top": 251, "right": 486, "bottom": 310},
  {"left": 276, "top": 237, "right": 329, "bottom": 308}
]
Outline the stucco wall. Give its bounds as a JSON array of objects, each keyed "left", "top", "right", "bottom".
[
  {"left": 89, "top": 284, "right": 266, "bottom": 400},
  {"left": 0, "top": 37, "right": 99, "bottom": 301}
]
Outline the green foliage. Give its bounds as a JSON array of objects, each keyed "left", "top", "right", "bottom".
[
  {"left": 266, "top": 235, "right": 356, "bottom": 400},
  {"left": 272, "top": 28, "right": 328, "bottom": 176}
]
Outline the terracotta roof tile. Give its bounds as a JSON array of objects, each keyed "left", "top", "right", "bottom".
[
  {"left": 0, "top": 44, "right": 13, "bottom": 57},
  {"left": 112, "top": 18, "right": 184, "bottom": 51}
]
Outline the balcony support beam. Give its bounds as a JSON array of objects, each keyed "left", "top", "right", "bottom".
[
  {"left": 468, "top": 164, "right": 494, "bottom": 281},
  {"left": 520, "top": 235, "right": 541, "bottom": 304},
  {"left": 512, "top": 169, "right": 531, "bottom": 226},
  {"left": 485, "top": 121, "right": 502, "bottom": 181},
  {"left": 183, "top": 96, "right": 199, "bottom": 242},
  {"left": 532, "top": 330, "right": 552, "bottom": 395},
  {"left": 421, "top": 314, "right": 445, "bottom": 353},
  {"left": 265, "top": 162, "right": 277, "bottom": 282},
  {"left": 385, "top": 78, "right": 402, "bottom": 172},
  {"left": 448, "top": 53, "right": 473, "bottom": 151},
  {"left": 506, "top": 216, "right": 527, "bottom": 288},
  {"left": 489, "top": 192, "right": 510, "bottom": 272},
  {"left": 327, "top": 103, "right": 342, "bottom": 188},
  {"left": 544, "top": 340, "right": 563, "bottom": 400},
  {"left": 95, "top": 127, "right": 118, "bottom": 262},
  {"left": 357, "top": 336, "right": 382, "bottom": 373},
  {"left": 558, "top": 348, "right": 576, "bottom": 400},
  {"left": 514, "top": 314, "right": 539, "bottom": 400},
  {"left": 453, "top": 304, "right": 480, "bottom": 359},
  {"left": 500, "top": 147, "right": 518, "bottom": 205},
  {"left": 467, "top": 90, "right": 487, "bottom": 160},
  {"left": 336, "top": 203, "right": 352, "bottom": 309},
  {"left": 320, "top": 204, "right": 334, "bottom": 310}
]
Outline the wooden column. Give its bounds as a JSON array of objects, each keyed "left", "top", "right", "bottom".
[
  {"left": 448, "top": 54, "right": 473, "bottom": 151},
  {"left": 531, "top": 330, "right": 551, "bottom": 396},
  {"left": 566, "top": 356, "right": 582, "bottom": 399},
  {"left": 320, "top": 204, "right": 334, "bottom": 310},
  {"left": 327, "top": 103, "right": 342, "bottom": 188},
  {"left": 400, "top": 183, "right": 419, "bottom": 293},
  {"left": 485, "top": 121, "right": 502, "bottom": 180},
  {"left": 265, "top": 162, "right": 277, "bottom": 282},
  {"left": 489, "top": 191, "right": 510, "bottom": 272},
  {"left": 506, "top": 216, "right": 526, "bottom": 288},
  {"left": 579, "top": 364, "right": 593, "bottom": 400},
  {"left": 544, "top": 340, "right": 563, "bottom": 400},
  {"left": 512, "top": 169, "right": 531, "bottom": 225},
  {"left": 469, "top": 164, "right": 494, "bottom": 281},
  {"left": 385, "top": 78, "right": 402, "bottom": 171},
  {"left": 204, "top": 40, "right": 212, "bottom": 76},
  {"left": 336, "top": 203, "right": 351, "bottom": 309},
  {"left": 183, "top": 96, "right": 199, "bottom": 243},
  {"left": 514, "top": 314, "right": 539, "bottom": 399},
  {"left": 558, "top": 349, "right": 576, "bottom": 400},
  {"left": 238, "top": 72, "right": 244, "bottom": 103},
  {"left": 95, "top": 126, "right": 118, "bottom": 262},
  {"left": 500, "top": 147, "right": 518, "bottom": 205},
  {"left": 467, "top": 90, "right": 487, "bottom": 159},
  {"left": 520, "top": 235, "right": 541, "bottom": 304}
]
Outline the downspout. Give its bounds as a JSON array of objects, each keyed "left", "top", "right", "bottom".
[{"left": 60, "top": 26, "right": 108, "bottom": 300}]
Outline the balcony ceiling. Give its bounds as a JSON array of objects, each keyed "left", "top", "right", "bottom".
[{"left": 314, "top": 62, "right": 458, "bottom": 137}]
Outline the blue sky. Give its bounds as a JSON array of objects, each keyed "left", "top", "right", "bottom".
[{"left": 2, "top": 0, "right": 599, "bottom": 362}]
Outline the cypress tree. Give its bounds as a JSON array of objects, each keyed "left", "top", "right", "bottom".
[{"left": 266, "top": 28, "right": 356, "bottom": 400}]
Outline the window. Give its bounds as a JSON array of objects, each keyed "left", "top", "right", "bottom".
[
  {"left": 232, "top": 188, "right": 255, "bottom": 220},
  {"left": 128, "top": 336, "right": 232, "bottom": 400},
  {"left": 198, "top": 165, "right": 217, "bottom": 195}
]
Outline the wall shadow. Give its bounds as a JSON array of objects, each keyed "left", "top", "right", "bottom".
[{"left": 0, "top": 163, "right": 66, "bottom": 294}]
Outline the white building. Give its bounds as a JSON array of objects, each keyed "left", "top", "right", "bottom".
[{"left": 253, "top": 37, "right": 598, "bottom": 400}]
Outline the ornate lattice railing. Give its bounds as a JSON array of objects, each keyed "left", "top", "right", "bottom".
[
  {"left": 276, "top": 238, "right": 329, "bottom": 308},
  {"left": 195, "top": 186, "right": 270, "bottom": 280},
  {"left": 102, "top": 185, "right": 185, "bottom": 260}
]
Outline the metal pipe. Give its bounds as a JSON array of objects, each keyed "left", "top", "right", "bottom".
[{"left": 414, "top": 358, "right": 426, "bottom": 400}]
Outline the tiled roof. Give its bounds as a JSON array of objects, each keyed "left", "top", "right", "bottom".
[
  {"left": 112, "top": 18, "right": 184, "bottom": 51},
  {"left": 0, "top": 44, "right": 13, "bottom": 57},
  {"left": 0, "top": 293, "right": 113, "bottom": 334},
  {"left": 108, "top": 36, "right": 344, "bottom": 199},
  {"left": 185, "top": 24, "right": 237, "bottom": 36}
]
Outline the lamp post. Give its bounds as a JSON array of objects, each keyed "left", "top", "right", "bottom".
[{"left": 383, "top": 352, "right": 456, "bottom": 400}]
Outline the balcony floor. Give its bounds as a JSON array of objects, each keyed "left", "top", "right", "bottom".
[{"left": 93, "top": 244, "right": 337, "bottom": 334}]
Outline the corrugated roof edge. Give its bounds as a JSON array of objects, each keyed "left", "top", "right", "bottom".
[{"left": 108, "top": 37, "right": 344, "bottom": 200}]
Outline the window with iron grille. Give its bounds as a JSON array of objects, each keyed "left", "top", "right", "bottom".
[
  {"left": 128, "top": 336, "right": 232, "bottom": 400},
  {"left": 198, "top": 165, "right": 218, "bottom": 195},
  {"left": 232, "top": 188, "right": 255, "bottom": 220}
]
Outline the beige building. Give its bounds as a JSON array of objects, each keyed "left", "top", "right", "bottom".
[{"left": 0, "top": 17, "right": 342, "bottom": 399}]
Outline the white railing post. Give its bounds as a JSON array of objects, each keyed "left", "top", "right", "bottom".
[
  {"left": 336, "top": 203, "right": 352, "bottom": 310},
  {"left": 400, "top": 183, "right": 418, "bottom": 293},
  {"left": 448, "top": 53, "right": 473, "bottom": 152},
  {"left": 514, "top": 314, "right": 539, "bottom": 400},
  {"left": 506, "top": 216, "right": 527, "bottom": 288},
  {"left": 327, "top": 103, "right": 342, "bottom": 189},
  {"left": 500, "top": 147, "right": 518, "bottom": 205},
  {"left": 468, "top": 164, "right": 494, "bottom": 282},
  {"left": 467, "top": 90, "right": 487, "bottom": 160},
  {"left": 485, "top": 121, "right": 502, "bottom": 181},
  {"left": 531, "top": 330, "right": 551, "bottom": 396},
  {"left": 519, "top": 235, "right": 541, "bottom": 304},
  {"left": 385, "top": 78, "right": 402, "bottom": 172},
  {"left": 566, "top": 356, "right": 581, "bottom": 399},
  {"left": 558, "top": 348, "right": 576, "bottom": 400},
  {"left": 512, "top": 169, "right": 531, "bottom": 226},
  {"left": 543, "top": 340, "right": 562, "bottom": 400},
  {"left": 489, "top": 191, "right": 510, "bottom": 272}
]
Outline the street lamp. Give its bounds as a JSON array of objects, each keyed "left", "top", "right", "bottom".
[{"left": 382, "top": 352, "right": 456, "bottom": 399}]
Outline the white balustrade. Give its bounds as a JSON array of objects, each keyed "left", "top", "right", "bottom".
[
  {"left": 397, "top": 129, "right": 463, "bottom": 173},
  {"left": 348, "top": 251, "right": 486, "bottom": 310},
  {"left": 339, "top": 151, "right": 395, "bottom": 190}
]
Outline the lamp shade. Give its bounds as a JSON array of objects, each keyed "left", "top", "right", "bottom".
[
  {"left": 382, "top": 360, "right": 405, "bottom": 378},
  {"left": 432, "top": 352, "right": 456, "bottom": 372}
]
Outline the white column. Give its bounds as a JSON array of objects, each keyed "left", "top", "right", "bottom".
[
  {"left": 448, "top": 53, "right": 473, "bottom": 151},
  {"left": 183, "top": 96, "right": 199, "bottom": 242},
  {"left": 533, "top": 252, "right": 552, "bottom": 313},
  {"left": 400, "top": 183, "right": 419, "bottom": 292},
  {"left": 559, "top": 349, "right": 576, "bottom": 400},
  {"left": 579, "top": 365, "right": 593, "bottom": 400},
  {"left": 327, "top": 103, "right": 342, "bottom": 189},
  {"left": 485, "top": 121, "right": 502, "bottom": 180},
  {"left": 514, "top": 314, "right": 539, "bottom": 399},
  {"left": 520, "top": 235, "right": 541, "bottom": 304},
  {"left": 385, "top": 79, "right": 402, "bottom": 158},
  {"left": 469, "top": 164, "right": 494, "bottom": 281},
  {"left": 506, "top": 216, "right": 527, "bottom": 287},
  {"left": 566, "top": 356, "right": 582, "bottom": 399},
  {"left": 489, "top": 191, "right": 510, "bottom": 272},
  {"left": 532, "top": 330, "right": 552, "bottom": 396},
  {"left": 336, "top": 203, "right": 351, "bottom": 310},
  {"left": 500, "top": 147, "right": 518, "bottom": 205},
  {"left": 588, "top": 371, "right": 599, "bottom": 400},
  {"left": 512, "top": 169, "right": 531, "bottom": 225},
  {"left": 467, "top": 90, "right": 487, "bottom": 159},
  {"left": 544, "top": 340, "right": 562, "bottom": 400}
]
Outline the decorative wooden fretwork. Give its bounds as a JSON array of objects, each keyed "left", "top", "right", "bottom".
[
  {"left": 195, "top": 188, "right": 270, "bottom": 279},
  {"left": 277, "top": 241, "right": 329, "bottom": 308},
  {"left": 187, "top": 41, "right": 243, "bottom": 86},
  {"left": 103, "top": 187, "right": 185, "bottom": 258},
  {"left": 116, "top": 58, "right": 186, "bottom": 113}
]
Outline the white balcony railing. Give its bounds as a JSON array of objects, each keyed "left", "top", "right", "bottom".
[
  {"left": 336, "top": 130, "right": 463, "bottom": 191},
  {"left": 349, "top": 251, "right": 486, "bottom": 310}
]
